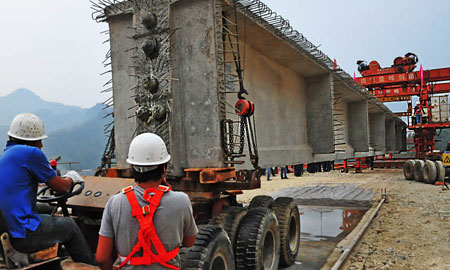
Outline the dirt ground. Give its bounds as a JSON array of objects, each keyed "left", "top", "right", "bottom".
[{"left": 237, "top": 168, "right": 450, "bottom": 270}]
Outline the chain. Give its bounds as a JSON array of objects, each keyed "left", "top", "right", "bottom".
[
  {"left": 228, "top": 120, "right": 234, "bottom": 155},
  {"left": 239, "top": 117, "right": 245, "bottom": 154},
  {"left": 219, "top": 1, "right": 259, "bottom": 170},
  {"left": 222, "top": 119, "right": 233, "bottom": 156},
  {"left": 250, "top": 114, "right": 258, "bottom": 156},
  {"left": 243, "top": 116, "right": 259, "bottom": 168}
]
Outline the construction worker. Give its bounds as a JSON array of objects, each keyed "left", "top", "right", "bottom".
[
  {"left": 414, "top": 101, "right": 423, "bottom": 124},
  {"left": 0, "top": 113, "right": 95, "bottom": 264},
  {"left": 96, "top": 133, "right": 198, "bottom": 270},
  {"left": 266, "top": 167, "right": 272, "bottom": 181},
  {"left": 280, "top": 166, "right": 288, "bottom": 179}
]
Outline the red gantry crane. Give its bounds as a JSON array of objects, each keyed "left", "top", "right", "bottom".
[{"left": 355, "top": 53, "right": 450, "bottom": 159}]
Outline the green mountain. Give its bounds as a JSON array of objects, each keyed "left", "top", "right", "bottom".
[
  {"left": 0, "top": 88, "right": 94, "bottom": 133},
  {"left": 0, "top": 88, "right": 112, "bottom": 172},
  {"left": 0, "top": 125, "right": 9, "bottom": 149},
  {"left": 43, "top": 108, "right": 112, "bottom": 172}
]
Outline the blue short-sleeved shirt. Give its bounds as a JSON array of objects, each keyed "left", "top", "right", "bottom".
[{"left": 0, "top": 141, "right": 57, "bottom": 238}]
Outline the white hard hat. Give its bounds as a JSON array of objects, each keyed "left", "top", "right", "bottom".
[
  {"left": 8, "top": 113, "right": 47, "bottom": 141},
  {"left": 127, "top": 133, "right": 171, "bottom": 171}
]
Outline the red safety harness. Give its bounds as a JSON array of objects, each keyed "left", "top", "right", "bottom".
[{"left": 119, "top": 185, "right": 179, "bottom": 270}]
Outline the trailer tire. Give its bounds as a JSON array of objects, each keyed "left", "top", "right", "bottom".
[
  {"left": 249, "top": 195, "right": 274, "bottom": 209},
  {"left": 294, "top": 164, "right": 304, "bottom": 177},
  {"left": 413, "top": 160, "right": 425, "bottom": 182},
  {"left": 423, "top": 160, "right": 437, "bottom": 184},
  {"left": 435, "top": 161, "right": 445, "bottom": 182},
  {"left": 403, "top": 160, "right": 416, "bottom": 180},
  {"left": 235, "top": 207, "right": 280, "bottom": 270},
  {"left": 210, "top": 206, "right": 247, "bottom": 249},
  {"left": 181, "top": 225, "right": 235, "bottom": 270},
  {"left": 272, "top": 197, "right": 300, "bottom": 266}
]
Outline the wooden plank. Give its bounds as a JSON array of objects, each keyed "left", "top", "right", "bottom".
[{"left": 200, "top": 168, "right": 236, "bottom": 184}]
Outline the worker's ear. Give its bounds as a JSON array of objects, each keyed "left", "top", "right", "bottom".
[{"left": 34, "top": 140, "right": 43, "bottom": 149}]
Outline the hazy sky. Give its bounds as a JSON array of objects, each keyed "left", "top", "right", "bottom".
[{"left": 0, "top": 0, "right": 449, "bottom": 108}]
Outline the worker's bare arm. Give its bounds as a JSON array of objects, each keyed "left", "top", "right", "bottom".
[
  {"left": 182, "top": 235, "right": 196, "bottom": 248},
  {"left": 46, "top": 176, "right": 73, "bottom": 193},
  {"left": 96, "top": 235, "right": 115, "bottom": 270}
]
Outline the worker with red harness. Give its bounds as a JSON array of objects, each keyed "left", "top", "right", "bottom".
[
  {"left": 96, "top": 133, "right": 198, "bottom": 270},
  {"left": 414, "top": 100, "right": 424, "bottom": 125}
]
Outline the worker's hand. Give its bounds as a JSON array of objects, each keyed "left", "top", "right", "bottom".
[{"left": 63, "top": 170, "right": 84, "bottom": 186}]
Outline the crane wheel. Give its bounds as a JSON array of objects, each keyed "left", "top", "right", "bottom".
[
  {"left": 235, "top": 207, "right": 280, "bottom": 270},
  {"left": 413, "top": 160, "right": 425, "bottom": 182},
  {"left": 423, "top": 160, "right": 437, "bottom": 184},
  {"left": 210, "top": 206, "right": 247, "bottom": 249},
  {"left": 403, "top": 160, "right": 416, "bottom": 180},
  {"left": 180, "top": 225, "right": 235, "bottom": 270},
  {"left": 271, "top": 197, "right": 300, "bottom": 266},
  {"left": 249, "top": 195, "right": 274, "bottom": 209},
  {"left": 435, "top": 161, "right": 445, "bottom": 183}
]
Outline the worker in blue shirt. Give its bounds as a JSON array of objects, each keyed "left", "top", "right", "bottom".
[{"left": 0, "top": 113, "right": 95, "bottom": 265}]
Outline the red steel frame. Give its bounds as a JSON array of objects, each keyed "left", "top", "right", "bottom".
[{"left": 355, "top": 59, "right": 450, "bottom": 159}]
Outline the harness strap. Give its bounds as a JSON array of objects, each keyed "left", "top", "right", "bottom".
[{"left": 118, "top": 185, "right": 179, "bottom": 270}]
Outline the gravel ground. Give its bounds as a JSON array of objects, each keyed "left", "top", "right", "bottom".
[{"left": 237, "top": 168, "right": 450, "bottom": 269}]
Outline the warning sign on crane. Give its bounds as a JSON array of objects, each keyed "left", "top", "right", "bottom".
[{"left": 442, "top": 152, "right": 450, "bottom": 166}]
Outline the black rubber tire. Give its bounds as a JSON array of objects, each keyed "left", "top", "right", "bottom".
[
  {"left": 271, "top": 197, "right": 300, "bottom": 266},
  {"left": 307, "top": 163, "right": 316, "bottom": 173},
  {"left": 403, "top": 160, "right": 416, "bottom": 180},
  {"left": 35, "top": 260, "right": 63, "bottom": 270},
  {"left": 181, "top": 225, "right": 235, "bottom": 270},
  {"left": 435, "top": 161, "right": 445, "bottom": 182},
  {"left": 413, "top": 160, "right": 425, "bottom": 182},
  {"left": 324, "top": 161, "right": 333, "bottom": 172},
  {"left": 293, "top": 164, "right": 304, "bottom": 177},
  {"left": 235, "top": 207, "right": 280, "bottom": 270},
  {"left": 210, "top": 206, "right": 247, "bottom": 249},
  {"left": 423, "top": 160, "right": 437, "bottom": 184},
  {"left": 249, "top": 195, "right": 274, "bottom": 209}
]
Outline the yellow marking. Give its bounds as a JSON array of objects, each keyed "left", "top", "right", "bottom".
[{"left": 443, "top": 153, "right": 450, "bottom": 166}]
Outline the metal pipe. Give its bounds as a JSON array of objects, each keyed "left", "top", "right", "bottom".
[{"left": 331, "top": 196, "right": 386, "bottom": 270}]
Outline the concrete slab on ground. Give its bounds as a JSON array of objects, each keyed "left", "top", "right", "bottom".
[{"left": 272, "top": 184, "right": 375, "bottom": 207}]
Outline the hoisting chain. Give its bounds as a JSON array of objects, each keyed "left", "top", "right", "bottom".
[{"left": 221, "top": 1, "right": 259, "bottom": 170}]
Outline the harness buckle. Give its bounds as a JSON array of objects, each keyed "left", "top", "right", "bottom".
[
  {"left": 122, "top": 186, "right": 134, "bottom": 194},
  {"left": 157, "top": 185, "right": 170, "bottom": 192},
  {"left": 142, "top": 205, "right": 151, "bottom": 215}
]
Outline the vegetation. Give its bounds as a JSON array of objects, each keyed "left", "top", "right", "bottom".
[{"left": 0, "top": 88, "right": 112, "bottom": 172}]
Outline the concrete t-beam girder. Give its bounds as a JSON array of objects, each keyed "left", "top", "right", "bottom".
[
  {"left": 305, "top": 74, "right": 335, "bottom": 155},
  {"left": 332, "top": 78, "right": 370, "bottom": 159},
  {"left": 102, "top": 0, "right": 407, "bottom": 176},
  {"left": 385, "top": 117, "right": 396, "bottom": 153},
  {"left": 108, "top": 13, "right": 137, "bottom": 169},
  {"left": 395, "top": 119, "right": 407, "bottom": 152},
  {"left": 368, "top": 112, "right": 386, "bottom": 155},
  {"left": 348, "top": 100, "right": 369, "bottom": 155}
]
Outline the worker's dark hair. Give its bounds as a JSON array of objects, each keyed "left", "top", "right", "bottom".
[
  {"left": 133, "top": 163, "right": 166, "bottom": 183},
  {"left": 8, "top": 136, "right": 41, "bottom": 147}
]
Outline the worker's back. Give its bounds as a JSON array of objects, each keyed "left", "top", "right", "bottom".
[
  {"left": 0, "top": 142, "right": 56, "bottom": 238},
  {"left": 99, "top": 185, "right": 197, "bottom": 270}
]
